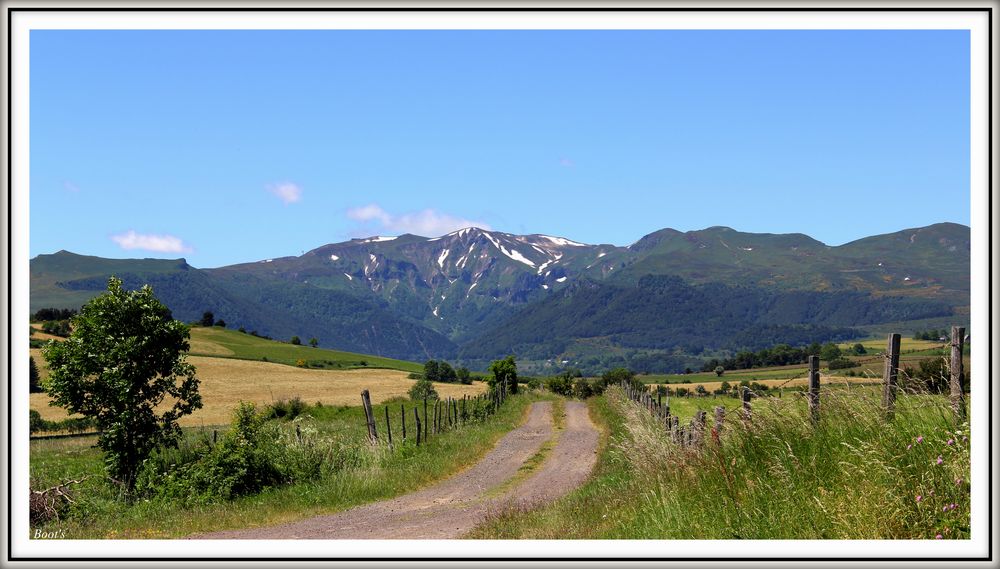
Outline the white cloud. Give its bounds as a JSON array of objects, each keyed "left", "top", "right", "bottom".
[
  {"left": 347, "top": 204, "right": 491, "bottom": 237},
  {"left": 111, "top": 230, "right": 193, "bottom": 254},
  {"left": 267, "top": 182, "right": 302, "bottom": 205}
]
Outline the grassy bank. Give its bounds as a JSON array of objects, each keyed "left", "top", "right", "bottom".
[
  {"left": 470, "top": 386, "right": 970, "bottom": 539},
  {"left": 30, "top": 392, "right": 539, "bottom": 538}
]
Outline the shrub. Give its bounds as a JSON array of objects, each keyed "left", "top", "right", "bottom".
[
  {"left": 828, "top": 357, "right": 859, "bottom": 370},
  {"left": 546, "top": 375, "right": 574, "bottom": 397},
  {"left": 268, "top": 396, "right": 307, "bottom": 420},
  {"left": 290, "top": 336, "right": 301, "bottom": 345},
  {"left": 408, "top": 379, "right": 438, "bottom": 401},
  {"left": 456, "top": 367, "right": 473, "bottom": 385},
  {"left": 214, "top": 319, "right": 226, "bottom": 328},
  {"left": 407, "top": 372, "right": 424, "bottom": 380}
]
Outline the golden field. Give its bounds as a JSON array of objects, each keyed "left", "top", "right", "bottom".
[{"left": 30, "top": 355, "right": 487, "bottom": 427}]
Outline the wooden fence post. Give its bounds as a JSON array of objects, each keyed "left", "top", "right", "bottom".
[
  {"left": 714, "top": 406, "right": 725, "bottom": 437},
  {"left": 882, "top": 333, "right": 901, "bottom": 420},
  {"left": 423, "top": 398, "right": 429, "bottom": 440},
  {"left": 361, "top": 390, "right": 378, "bottom": 443},
  {"left": 742, "top": 386, "right": 752, "bottom": 424},
  {"left": 384, "top": 405, "right": 392, "bottom": 446},
  {"left": 695, "top": 411, "right": 707, "bottom": 446},
  {"left": 951, "top": 326, "right": 966, "bottom": 422},
  {"left": 414, "top": 407, "right": 421, "bottom": 445},
  {"left": 808, "top": 355, "right": 820, "bottom": 425},
  {"left": 401, "top": 404, "right": 406, "bottom": 441}
]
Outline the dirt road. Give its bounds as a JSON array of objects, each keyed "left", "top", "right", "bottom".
[{"left": 193, "top": 400, "right": 599, "bottom": 539}]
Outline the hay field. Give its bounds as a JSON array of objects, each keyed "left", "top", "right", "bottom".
[
  {"left": 645, "top": 374, "right": 883, "bottom": 394},
  {"left": 30, "top": 355, "right": 487, "bottom": 427}
]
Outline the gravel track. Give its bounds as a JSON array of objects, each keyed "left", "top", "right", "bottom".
[{"left": 192, "top": 400, "right": 599, "bottom": 539}]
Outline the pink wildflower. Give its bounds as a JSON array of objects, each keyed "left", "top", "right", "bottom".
[
  {"left": 936, "top": 456, "right": 944, "bottom": 465},
  {"left": 917, "top": 436, "right": 924, "bottom": 443},
  {"left": 935, "top": 534, "right": 943, "bottom": 539},
  {"left": 950, "top": 503, "right": 957, "bottom": 510},
  {"left": 947, "top": 439, "right": 954, "bottom": 445},
  {"left": 907, "top": 444, "right": 912, "bottom": 450},
  {"left": 916, "top": 495, "right": 923, "bottom": 503}
]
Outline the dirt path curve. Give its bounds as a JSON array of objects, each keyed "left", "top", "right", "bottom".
[{"left": 193, "top": 400, "right": 599, "bottom": 539}]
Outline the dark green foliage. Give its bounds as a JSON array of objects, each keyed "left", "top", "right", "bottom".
[
  {"left": 828, "top": 358, "right": 859, "bottom": 370},
  {"left": 600, "top": 367, "right": 643, "bottom": 392},
  {"left": 546, "top": 375, "right": 574, "bottom": 396},
  {"left": 309, "top": 337, "right": 318, "bottom": 348},
  {"left": 29, "top": 356, "right": 42, "bottom": 393},
  {"left": 851, "top": 343, "right": 867, "bottom": 355},
  {"left": 200, "top": 311, "right": 215, "bottom": 327},
  {"left": 136, "top": 402, "right": 324, "bottom": 505},
  {"left": 267, "top": 397, "right": 307, "bottom": 420},
  {"left": 423, "top": 360, "right": 441, "bottom": 382},
  {"left": 439, "top": 361, "right": 457, "bottom": 383},
  {"left": 820, "top": 342, "right": 843, "bottom": 361},
  {"left": 714, "top": 366, "right": 725, "bottom": 377},
  {"left": 290, "top": 336, "right": 301, "bottom": 345},
  {"left": 42, "top": 277, "right": 202, "bottom": 493},
  {"left": 458, "top": 275, "right": 938, "bottom": 364},
  {"left": 407, "top": 372, "right": 423, "bottom": 380},
  {"left": 41, "top": 320, "right": 72, "bottom": 337},
  {"left": 489, "top": 355, "right": 518, "bottom": 395},
  {"left": 238, "top": 326, "right": 246, "bottom": 333},
  {"left": 214, "top": 319, "right": 226, "bottom": 328},
  {"left": 408, "top": 379, "right": 439, "bottom": 401},
  {"left": 456, "top": 366, "right": 472, "bottom": 385},
  {"left": 28, "top": 410, "right": 96, "bottom": 434},
  {"left": 903, "top": 357, "right": 952, "bottom": 394},
  {"left": 913, "top": 329, "right": 949, "bottom": 341},
  {"left": 32, "top": 307, "right": 77, "bottom": 322}
]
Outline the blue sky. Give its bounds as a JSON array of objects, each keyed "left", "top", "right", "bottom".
[{"left": 30, "top": 30, "right": 970, "bottom": 268}]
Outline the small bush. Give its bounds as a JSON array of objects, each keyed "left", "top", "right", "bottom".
[
  {"left": 828, "top": 357, "right": 859, "bottom": 370},
  {"left": 268, "top": 396, "right": 307, "bottom": 421},
  {"left": 546, "top": 375, "right": 574, "bottom": 396},
  {"left": 407, "top": 372, "right": 424, "bottom": 380},
  {"left": 408, "top": 379, "right": 438, "bottom": 401}
]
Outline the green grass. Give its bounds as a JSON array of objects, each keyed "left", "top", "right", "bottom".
[
  {"left": 187, "top": 326, "right": 423, "bottom": 373},
  {"left": 469, "top": 386, "right": 970, "bottom": 539},
  {"left": 29, "top": 391, "right": 541, "bottom": 538}
]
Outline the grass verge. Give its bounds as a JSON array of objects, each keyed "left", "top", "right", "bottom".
[
  {"left": 29, "top": 392, "right": 541, "bottom": 538},
  {"left": 469, "top": 386, "right": 970, "bottom": 539}
]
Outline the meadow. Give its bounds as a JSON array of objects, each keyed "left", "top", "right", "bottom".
[{"left": 469, "top": 384, "right": 970, "bottom": 540}]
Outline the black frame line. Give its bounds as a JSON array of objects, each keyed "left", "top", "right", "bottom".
[{"left": 4, "top": 4, "right": 993, "bottom": 564}]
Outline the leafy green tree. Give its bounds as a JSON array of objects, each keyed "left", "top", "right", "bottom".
[
  {"left": 408, "top": 379, "right": 438, "bottom": 401},
  {"left": 820, "top": 342, "right": 842, "bottom": 361},
  {"left": 309, "top": 337, "right": 318, "bottom": 348},
  {"left": 714, "top": 366, "right": 725, "bottom": 377},
  {"left": 439, "top": 361, "right": 457, "bottom": 383},
  {"left": 851, "top": 343, "right": 867, "bottom": 355},
  {"left": 290, "top": 336, "right": 301, "bottom": 345},
  {"left": 29, "top": 356, "right": 42, "bottom": 393},
  {"left": 214, "top": 319, "right": 226, "bottom": 328},
  {"left": 200, "top": 311, "right": 215, "bottom": 327},
  {"left": 455, "top": 366, "right": 472, "bottom": 385},
  {"left": 489, "top": 355, "right": 518, "bottom": 395},
  {"left": 423, "top": 360, "right": 441, "bottom": 382},
  {"left": 42, "top": 277, "right": 202, "bottom": 493}
]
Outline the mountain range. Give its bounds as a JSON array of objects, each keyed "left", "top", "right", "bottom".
[{"left": 30, "top": 222, "right": 969, "bottom": 374}]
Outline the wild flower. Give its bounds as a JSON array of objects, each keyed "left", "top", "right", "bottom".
[
  {"left": 955, "top": 477, "right": 963, "bottom": 486},
  {"left": 947, "top": 439, "right": 954, "bottom": 446},
  {"left": 917, "top": 435, "right": 924, "bottom": 443},
  {"left": 916, "top": 495, "right": 923, "bottom": 503},
  {"left": 936, "top": 456, "right": 944, "bottom": 466},
  {"left": 907, "top": 444, "right": 912, "bottom": 450},
  {"left": 935, "top": 534, "right": 943, "bottom": 539}
]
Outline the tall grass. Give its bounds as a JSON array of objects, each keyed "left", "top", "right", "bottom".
[
  {"left": 29, "top": 392, "right": 543, "bottom": 538},
  {"left": 469, "top": 387, "right": 969, "bottom": 540},
  {"left": 608, "top": 385, "right": 970, "bottom": 539}
]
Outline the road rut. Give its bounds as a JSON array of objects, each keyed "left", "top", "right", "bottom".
[{"left": 193, "top": 400, "right": 599, "bottom": 539}]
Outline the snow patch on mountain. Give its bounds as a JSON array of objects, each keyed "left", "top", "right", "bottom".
[
  {"left": 330, "top": 254, "right": 339, "bottom": 261},
  {"left": 361, "top": 236, "right": 397, "bottom": 243},
  {"left": 538, "top": 235, "right": 586, "bottom": 247},
  {"left": 481, "top": 232, "right": 536, "bottom": 268},
  {"left": 438, "top": 249, "right": 450, "bottom": 268}
]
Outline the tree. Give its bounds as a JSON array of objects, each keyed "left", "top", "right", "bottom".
[
  {"left": 214, "top": 319, "right": 226, "bottom": 328},
  {"left": 42, "top": 277, "right": 202, "bottom": 493},
  {"left": 714, "top": 366, "right": 725, "bottom": 377},
  {"left": 423, "top": 360, "right": 441, "bottom": 382},
  {"left": 408, "top": 379, "right": 438, "bottom": 401},
  {"left": 290, "top": 336, "right": 301, "bottom": 345},
  {"left": 489, "top": 355, "right": 518, "bottom": 395},
  {"left": 601, "top": 367, "right": 641, "bottom": 391},
  {"left": 309, "top": 337, "right": 318, "bottom": 348},
  {"left": 851, "top": 343, "right": 867, "bottom": 355},
  {"left": 820, "top": 342, "right": 842, "bottom": 361},
  {"left": 29, "top": 356, "right": 42, "bottom": 393},
  {"left": 456, "top": 366, "right": 472, "bottom": 385},
  {"left": 200, "top": 311, "right": 215, "bottom": 327},
  {"left": 439, "top": 361, "right": 457, "bottom": 383}
]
